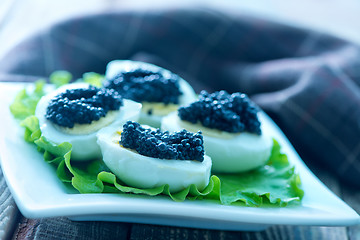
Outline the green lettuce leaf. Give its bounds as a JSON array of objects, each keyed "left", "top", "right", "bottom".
[
  {"left": 49, "top": 71, "right": 72, "bottom": 88},
  {"left": 9, "top": 80, "right": 45, "bottom": 120},
  {"left": 216, "top": 140, "right": 304, "bottom": 206},
  {"left": 19, "top": 114, "right": 303, "bottom": 206},
  {"left": 80, "top": 72, "right": 104, "bottom": 87},
  {"left": 20, "top": 115, "right": 42, "bottom": 143}
]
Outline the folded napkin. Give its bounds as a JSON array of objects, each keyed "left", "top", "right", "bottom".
[{"left": 1, "top": 8, "right": 359, "bottom": 188}]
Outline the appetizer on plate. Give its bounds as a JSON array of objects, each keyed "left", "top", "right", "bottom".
[
  {"left": 162, "top": 90, "right": 273, "bottom": 173},
  {"left": 35, "top": 83, "right": 141, "bottom": 161},
  {"left": 9, "top": 66, "right": 303, "bottom": 207},
  {"left": 104, "top": 60, "right": 197, "bottom": 128},
  {"left": 97, "top": 121, "right": 212, "bottom": 192}
]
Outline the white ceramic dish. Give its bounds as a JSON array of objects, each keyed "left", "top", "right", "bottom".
[{"left": 0, "top": 82, "right": 359, "bottom": 231}]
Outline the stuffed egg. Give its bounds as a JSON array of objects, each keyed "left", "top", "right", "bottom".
[
  {"left": 35, "top": 83, "right": 141, "bottom": 161},
  {"left": 161, "top": 90, "right": 273, "bottom": 173},
  {"left": 96, "top": 121, "right": 212, "bottom": 192},
  {"left": 104, "top": 60, "right": 197, "bottom": 128}
]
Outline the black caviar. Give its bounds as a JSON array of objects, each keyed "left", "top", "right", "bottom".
[
  {"left": 120, "top": 121, "right": 204, "bottom": 162},
  {"left": 46, "top": 86, "right": 123, "bottom": 128},
  {"left": 104, "top": 68, "right": 182, "bottom": 104},
  {"left": 178, "top": 90, "right": 261, "bottom": 135}
]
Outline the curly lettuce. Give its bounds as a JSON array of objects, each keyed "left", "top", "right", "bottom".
[
  {"left": 9, "top": 80, "right": 46, "bottom": 120},
  {"left": 80, "top": 72, "right": 104, "bottom": 87},
  {"left": 12, "top": 76, "right": 304, "bottom": 207},
  {"left": 49, "top": 71, "right": 72, "bottom": 88}
]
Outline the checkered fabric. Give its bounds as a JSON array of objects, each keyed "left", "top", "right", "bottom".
[{"left": 1, "top": 8, "right": 359, "bottom": 188}]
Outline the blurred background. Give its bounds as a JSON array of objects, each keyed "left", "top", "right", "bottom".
[{"left": 1, "top": 0, "right": 360, "bottom": 60}]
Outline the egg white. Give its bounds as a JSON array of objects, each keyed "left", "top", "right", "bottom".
[
  {"left": 35, "top": 83, "right": 141, "bottom": 161},
  {"left": 96, "top": 125, "right": 212, "bottom": 193},
  {"left": 161, "top": 112, "right": 273, "bottom": 173},
  {"left": 105, "top": 60, "right": 197, "bottom": 128}
]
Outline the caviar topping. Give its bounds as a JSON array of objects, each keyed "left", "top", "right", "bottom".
[
  {"left": 104, "top": 68, "right": 182, "bottom": 104},
  {"left": 178, "top": 90, "right": 261, "bottom": 135},
  {"left": 46, "top": 86, "right": 123, "bottom": 128},
  {"left": 120, "top": 121, "right": 204, "bottom": 162}
]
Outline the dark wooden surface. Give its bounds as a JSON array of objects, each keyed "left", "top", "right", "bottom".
[{"left": 0, "top": 1, "right": 359, "bottom": 239}]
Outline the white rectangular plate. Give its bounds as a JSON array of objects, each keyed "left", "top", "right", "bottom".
[{"left": 0, "top": 82, "right": 359, "bottom": 231}]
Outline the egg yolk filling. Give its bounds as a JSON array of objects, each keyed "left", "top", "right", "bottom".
[
  {"left": 141, "top": 102, "right": 179, "bottom": 116},
  {"left": 176, "top": 116, "right": 240, "bottom": 139}
]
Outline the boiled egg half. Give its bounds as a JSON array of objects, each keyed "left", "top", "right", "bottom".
[
  {"left": 96, "top": 125, "right": 212, "bottom": 192},
  {"left": 161, "top": 112, "right": 273, "bottom": 173},
  {"left": 35, "top": 83, "right": 141, "bottom": 161}
]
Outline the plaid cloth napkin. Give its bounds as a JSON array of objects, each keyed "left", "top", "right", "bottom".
[{"left": 1, "top": 8, "right": 359, "bottom": 188}]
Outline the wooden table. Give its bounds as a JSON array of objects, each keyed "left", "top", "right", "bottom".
[{"left": 1, "top": 0, "right": 359, "bottom": 239}]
